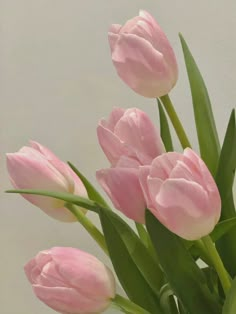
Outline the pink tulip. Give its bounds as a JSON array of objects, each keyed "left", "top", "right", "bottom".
[
  {"left": 7, "top": 141, "right": 87, "bottom": 222},
  {"left": 97, "top": 107, "right": 165, "bottom": 167},
  {"left": 24, "top": 247, "right": 116, "bottom": 314},
  {"left": 139, "top": 148, "right": 221, "bottom": 240},
  {"left": 108, "top": 10, "right": 178, "bottom": 98},
  {"left": 97, "top": 107, "right": 164, "bottom": 222}
]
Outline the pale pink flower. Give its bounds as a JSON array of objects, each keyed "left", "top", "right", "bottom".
[
  {"left": 7, "top": 141, "right": 87, "bottom": 222},
  {"left": 139, "top": 148, "right": 221, "bottom": 240},
  {"left": 97, "top": 107, "right": 164, "bottom": 222},
  {"left": 108, "top": 10, "right": 178, "bottom": 98},
  {"left": 97, "top": 107, "right": 164, "bottom": 167},
  {"left": 25, "top": 247, "right": 116, "bottom": 314}
]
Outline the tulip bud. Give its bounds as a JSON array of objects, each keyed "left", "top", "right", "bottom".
[
  {"left": 97, "top": 107, "right": 165, "bottom": 167},
  {"left": 97, "top": 107, "right": 164, "bottom": 222},
  {"left": 108, "top": 10, "right": 178, "bottom": 98},
  {"left": 6, "top": 141, "right": 87, "bottom": 222},
  {"left": 139, "top": 148, "right": 221, "bottom": 240},
  {"left": 24, "top": 247, "right": 116, "bottom": 314}
]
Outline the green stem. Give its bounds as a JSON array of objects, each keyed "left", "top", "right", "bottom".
[
  {"left": 112, "top": 294, "right": 151, "bottom": 314},
  {"left": 159, "top": 95, "right": 192, "bottom": 149},
  {"left": 66, "top": 203, "right": 109, "bottom": 256},
  {"left": 135, "top": 223, "right": 161, "bottom": 266},
  {"left": 194, "top": 240, "right": 213, "bottom": 266},
  {"left": 202, "top": 235, "right": 231, "bottom": 294},
  {"left": 135, "top": 223, "right": 149, "bottom": 247}
]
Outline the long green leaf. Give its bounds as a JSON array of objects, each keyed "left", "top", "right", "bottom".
[
  {"left": 157, "top": 99, "right": 174, "bottom": 152},
  {"left": 211, "top": 217, "right": 236, "bottom": 242},
  {"left": 68, "top": 161, "right": 110, "bottom": 208},
  {"left": 99, "top": 209, "right": 164, "bottom": 313},
  {"left": 223, "top": 277, "right": 236, "bottom": 314},
  {"left": 215, "top": 110, "right": 236, "bottom": 212},
  {"left": 146, "top": 210, "right": 222, "bottom": 314},
  {"left": 216, "top": 109, "right": 236, "bottom": 276},
  {"left": 6, "top": 189, "right": 99, "bottom": 212},
  {"left": 179, "top": 33, "right": 220, "bottom": 176}
]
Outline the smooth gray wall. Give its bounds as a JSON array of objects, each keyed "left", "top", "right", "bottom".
[{"left": 1, "top": 1, "right": 236, "bottom": 313}]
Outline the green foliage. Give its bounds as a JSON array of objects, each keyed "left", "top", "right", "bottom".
[
  {"left": 215, "top": 110, "right": 236, "bottom": 276},
  {"left": 99, "top": 209, "right": 164, "bottom": 313},
  {"left": 146, "top": 210, "right": 222, "bottom": 314},
  {"left": 68, "top": 161, "right": 110, "bottom": 208},
  {"left": 223, "top": 277, "right": 236, "bottom": 314},
  {"left": 179, "top": 33, "right": 220, "bottom": 176},
  {"left": 211, "top": 217, "right": 236, "bottom": 242}
]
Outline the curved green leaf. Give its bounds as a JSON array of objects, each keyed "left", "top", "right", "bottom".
[
  {"left": 6, "top": 189, "right": 99, "bottom": 212},
  {"left": 211, "top": 217, "right": 236, "bottom": 242},
  {"left": 215, "top": 110, "right": 236, "bottom": 213},
  {"left": 179, "top": 33, "right": 220, "bottom": 176},
  {"left": 159, "top": 284, "right": 178, "bottom": 314},
  {"left": 215, "top": 110, "right": 236, "bottom": 276},
  {"left": 146, "top": 210, "right": 222, "bottom": 314},
  {"left": 68, "top": 161, "right": 110, "bottom": 208},
  {"left": 99, "top": 209, "right": 164, "bottom": 313},
  {"left": 223, "top": 277, "right": 236, "bottom": 314}
]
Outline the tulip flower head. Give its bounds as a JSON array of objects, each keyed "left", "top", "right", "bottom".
[
  {"left": 7, "top": 141, "right": 87, "bottom": 222},
  {"left": 24, "top": 247, "right": 116, "bottom": 314},
  {"left": 108, "top": 10, "right": 178, "bottom": 98},
  {"left": 97, "top": 107, "right": 165, "bottom": 167},
  {"left": 97, "top": 107, "right": 165, "bottom": 223},
  {"left": 139, "top": 148, "right": 221, "bottom": 240}
]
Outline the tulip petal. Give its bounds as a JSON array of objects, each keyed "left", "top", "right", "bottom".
[
  {"left": 29, "top": 141, "right": 60, "bottom": 162},
  {"left": 109, "top": 23, "right": 122, "bottom": 35},
  {"left": 116, "top": 155, "right": 141, "bottom": 168},
  {"left": 111, "top": 33, "right": 173, "bottom": 98},
  {"left": 150, "top": 152, "right": 181, "bottom": 179},
  {"left": 99, "top": 107, "right": 125, "bottom": 132},
  {"left": 96, "top": 168, "right": 146, "bottom": 223},
  {"left": 33, "top": 285, "right": 110, "bottom": 314},
  {"left": 115, "top": 108, "right": 165, "bottom": 164},
  {"left": 184, "top": 148, "right": 219, "bottom": 194},
  {"left": 147, "top": 177, "right": 164, "bottom": 210},
  {"left": 108, "top": 32, "right": 119, "bottom": 53},
  {"left": 152, "top": 178, "right": 218, "bottom": 240},
  {"left": 51, "top": 248, "right": 115, "bottom": 298},
  {"left": 180, "top": 150, "right": 221, "bottom": 219},
  {"left": 7, "top": 154, "right": 69, "bottom": 207},
  {"left": 139, "top": 10, "right": 178, "bottom": 78},
  {"left": 139, "top": 165, "right": 152, "bottom": 209},
  {"left": 97, "top": 124, "right": 131, "bottom": 166}
]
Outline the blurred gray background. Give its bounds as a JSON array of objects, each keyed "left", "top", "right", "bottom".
[{"left": 1, "top": 0, "right": 236, "bottom": 313}]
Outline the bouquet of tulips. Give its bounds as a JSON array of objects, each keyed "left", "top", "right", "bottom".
[{"left": 6, "top": 9, "right": 236, "bottom": 314}]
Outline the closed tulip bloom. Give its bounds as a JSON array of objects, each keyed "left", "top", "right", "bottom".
[
  {"left": 24, "top": 247, "right": 116, "bottom": 314},
  {"left": 108, "top": 10, "right": 178, "bottom": 98},
  {"left": 139, "top": 148, "right": 221, "bottom": 240},
  {"left": 7, "top": 141, "right": 87, "bottom": 222},
  {"left": 97, "top": 107, "right": 165, "bottom": 167},
  {"left": 97, "top": 108, "right": 164, "bottom": 222}
]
